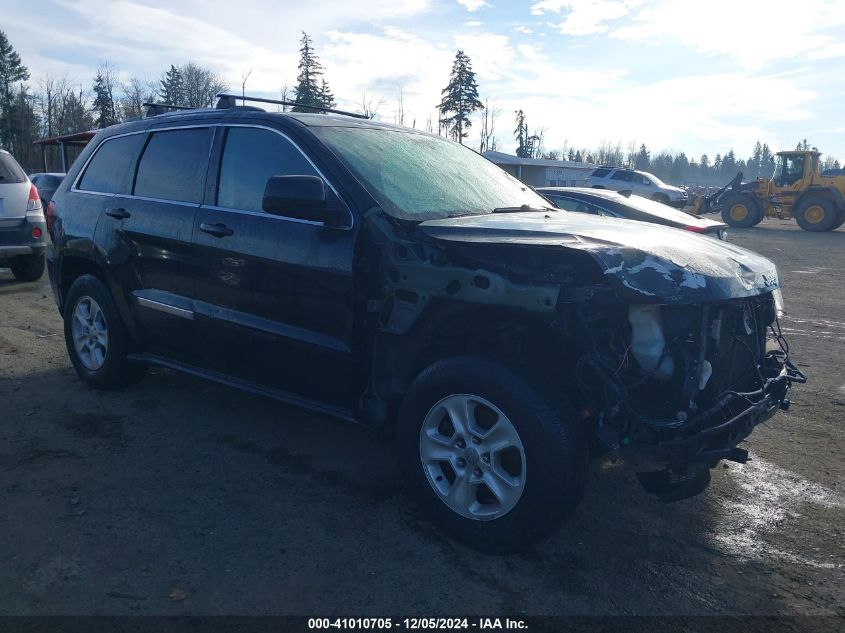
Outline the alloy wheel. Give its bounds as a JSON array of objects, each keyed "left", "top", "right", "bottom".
[{"left": 419, "top": 394, "right": 527, "bottom": 521}]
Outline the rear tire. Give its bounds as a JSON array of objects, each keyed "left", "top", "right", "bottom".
[
  {"left": 10, "top": 253, "right": 45, "bottom": 282},
  {"left": 720, "top": 193, "right": 761, "bottom": 228},
  {"left": 397, "top": 356, "right": 587, "bottom": 554},
  {"left": 795, "top": 195, "right": 840, "bottom": 232},
  {"left": 63, "top": 274, "right": 144, "bottom": 389}
]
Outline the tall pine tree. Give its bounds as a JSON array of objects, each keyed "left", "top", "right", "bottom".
[
  {"left": 92, "top": 71, "right": 116, "bottom": 128},
  {"left": 159, "top": 65, "right": 184, "bottom": 105},
  {"left": 0, "top": 30, "right": 29, "bottom": 154},
  {"left": 438, "top": 50, "right": 483, "bottom": 144},
  {"left": 293, "top": 32, "right": 335, "bottom": 112},
  {"left": 513, "top": 109, "right": 529, "bottom": 158}
]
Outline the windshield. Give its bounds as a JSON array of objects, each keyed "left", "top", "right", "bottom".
[{"left": 313, "top": 127, "right": 552, "bottom": 221}]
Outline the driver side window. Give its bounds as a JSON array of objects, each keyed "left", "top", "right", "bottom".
[{"left": 217, "top": 127, "right": 319, "bottom": 213}]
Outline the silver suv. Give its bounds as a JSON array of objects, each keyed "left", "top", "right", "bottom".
[
  {"left": 588, "top": 167, "right": 688, "bottom": 208},
  {"left": 0, "top": 149, "right": 47, "bottom": 281}
]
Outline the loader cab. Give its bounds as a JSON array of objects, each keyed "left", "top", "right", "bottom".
[{"left": 773, "top": 151, "right": 819, "bottom": 187}]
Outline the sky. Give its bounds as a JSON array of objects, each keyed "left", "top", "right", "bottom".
[{"left": 5, "top": 0, "right": 845, "bottom": 162}]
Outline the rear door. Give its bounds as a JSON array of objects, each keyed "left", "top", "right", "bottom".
[
  {"left": 93, "top": 127, "right": 212, "bottom": 361},
  {"left": 191, "top": 125, "right": 358, "bottom": 410}
]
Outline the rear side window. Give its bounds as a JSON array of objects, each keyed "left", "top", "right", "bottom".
[
  {"left": 611, "top": 171, "right": 633, "bottom": 182},
  {"left": 78, "top": 134, "right": 145, "bottom": 194},
  {"left": 0, "top": 152, "right": 27, "bottom": 183},
  {"left": 217, "top": 127, "right": 319, "bottom": 213},
  {"left": 590, "top": 168, "right": 611, "bottom": 178},
  {"left": 134, "top": 128, "right": 211, "bottom": 203}
]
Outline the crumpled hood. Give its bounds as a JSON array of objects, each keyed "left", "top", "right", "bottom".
[{"left": 419, "top": 212, "right": 780, "bottom": 303}]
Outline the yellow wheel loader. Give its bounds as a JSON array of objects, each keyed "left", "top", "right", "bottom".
[{"left": 694, "top": 150, "right": 845, "bottom": 231}]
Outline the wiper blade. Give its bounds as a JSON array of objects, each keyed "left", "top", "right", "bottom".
[{"left": 492, "top": 204, "right": 555, "bottom": 214}]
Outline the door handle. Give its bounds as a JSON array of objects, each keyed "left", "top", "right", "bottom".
[
  {"left": 105, "top": 207, "right": 131, "bottom": 219},
  {"left": 200, "top": 222, "right": 234, "bottom": 237}
]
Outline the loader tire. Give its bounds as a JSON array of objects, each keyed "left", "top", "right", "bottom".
[
  {"left": 720, "top": 194, "right": 761, "bottom": 228},
  {"left": 795, "top": 196, "right": 839, "bottom": 232}
]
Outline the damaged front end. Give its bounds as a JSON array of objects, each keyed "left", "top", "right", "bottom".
[
  {"left": 572, "top": 293, "right": 806, "bottom": 501},
  {"left": 415, "top": 212, "right": 806, "bottom": 502}
]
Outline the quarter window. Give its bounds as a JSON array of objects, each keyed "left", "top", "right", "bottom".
[
  {"left": 134, "top": 128, "right": 211, "bottom": 203},
  {"left": 591, "top": 168, "right": 611, "bottom": 178},
  {"left": 217, "top": 127, "right": 319, "bottom": 213},
  {"left": 77, "top": 134, "right": 145, "bottom": 194}
]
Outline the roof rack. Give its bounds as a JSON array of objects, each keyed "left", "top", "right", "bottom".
[
  {"left": 143, "top": 102, "right": 196, "bottom": 117},
  {"left": 215, "top": 93, "right": 370, "bottom": 120}
]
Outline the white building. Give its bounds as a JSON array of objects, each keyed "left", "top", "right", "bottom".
[{"left": 483, "top": 151, "right": 597, "bottom": 188}]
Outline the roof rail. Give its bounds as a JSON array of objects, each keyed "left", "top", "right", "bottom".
[
  {"left": 143, "top": 102, "right": 195, "bottom": 117},
  {"left": 215, "top": 93, "right": 370, "bottom": 120}
]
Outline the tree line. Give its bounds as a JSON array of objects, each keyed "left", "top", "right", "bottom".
[{"left": 0, "top": 27, "right": 840, "bottom": 184}]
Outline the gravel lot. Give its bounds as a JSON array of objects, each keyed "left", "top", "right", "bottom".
[{"left": 1, "top": 219, "right": 843, "bottom": 617}]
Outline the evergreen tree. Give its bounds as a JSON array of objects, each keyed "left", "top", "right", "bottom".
[
  {"left": 634, "top": 143, "right": 650, "bottom": 170},
  {"left": 438, "top": 50, "right": 483, "bottom": 144},
  {"left": 760, "top": 143, "right": 775, "bottom": 177},
  {"left": 514, "top": 109, "right": 529, "bottom": 157},
  {"left": 567, "top": 148, "right": 575, "bottom": 161},
  {"left": 749, "top": 141, "right": 762, "bottom": 179},
  {"left": 318, "top": 78, "right": 336, "bottom": 110},
  {"left": 0, "top": 30, "right": 30, "bottom": 154},
  {"left": 294, "top": 32, "right": 330, "bottom": 112},
  {"left": 92, "top": 71, "right": 116, "bottom": 128},
  {"left": 159, "top": 65, "right": 184, "bottom": 105}
]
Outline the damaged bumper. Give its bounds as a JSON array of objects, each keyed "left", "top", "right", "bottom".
[
  {"left": 636, "top": 354, "right": 806, "bottom": 501},
  {"left": 653, "top": 356, "right": 805, "bottom": 467}
]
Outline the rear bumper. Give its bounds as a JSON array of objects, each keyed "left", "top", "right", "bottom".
[{"left": 0, "top": 217, "right": 47, "bottom": 262}]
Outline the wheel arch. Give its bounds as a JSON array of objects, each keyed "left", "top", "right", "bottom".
[
  {"left": 369, "top": 301, "right": 567, "bottom": 426},
  {"left": 58, "top": 252, "right": 141, "bottom": 342}
]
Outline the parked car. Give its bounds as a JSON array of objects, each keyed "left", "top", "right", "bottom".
[
  {"left": 588, "top": 166, "right": 688, "bottom": 207},
  {"left": 47, "top": 100, "right": 803, "bottom": 553},
  {"left": 536, "top": 186, "right": 729, "bottom": 239},
  {"left": 29, "top": 172, "right": 66, "bottom": 207},
  {"left": 0, "top": 149, "right": 47, "bottom": 281}
]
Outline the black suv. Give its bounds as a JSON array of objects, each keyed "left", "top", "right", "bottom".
[{"left": 47, "top": 97, "right": 804, "bottom": 553}]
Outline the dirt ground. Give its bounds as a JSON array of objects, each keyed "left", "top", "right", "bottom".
[{"left": 1, "top": 219, "right": 843, "bottom": 617}]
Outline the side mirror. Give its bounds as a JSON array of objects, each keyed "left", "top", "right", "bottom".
[{"left": 262, "top": 175, "right": 348, "bottom": 227}]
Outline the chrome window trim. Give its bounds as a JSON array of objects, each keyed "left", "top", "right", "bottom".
[{"left": 71, "top": 123, "right": 354, "bottom": 230}]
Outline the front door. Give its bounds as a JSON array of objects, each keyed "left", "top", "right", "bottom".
[{"left": 191, "top": 125, "right": 359, "bottom": 410}]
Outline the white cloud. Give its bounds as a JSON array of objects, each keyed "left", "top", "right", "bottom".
[
  {"left": 465, "top": 20, "right": 483, "bottom": 27},
  {"left": 531, "top": 0, "right": 640, "bottom": 35},
  {"left": 611, "top": 0, "right": 845, "bottom": 68},
  {"left": 513, "top": 25, "right": 534, "bottom": 34},
  {"left": 457, "top": 0, "right": 489, "bottom": 11}
]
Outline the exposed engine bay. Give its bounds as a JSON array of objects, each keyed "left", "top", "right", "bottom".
[{"left": 570, "top": 292, "right": 806, "bottom": 500}]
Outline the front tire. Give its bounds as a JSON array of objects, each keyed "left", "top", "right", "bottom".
[
  {"left": 10, "top": 253, "right": 45, "bottom": 282},
  {"left": 63, "top": 274, "right": 143, "bottom": 389},
  {"left": 720, "top": 193, "right": 762, "bottom": 228},
  {"left": 651, "top": 192, "right": 670, "bottom": 205},
  {"left": 397, "top": 356, "right": 587, "bottom": 554}
]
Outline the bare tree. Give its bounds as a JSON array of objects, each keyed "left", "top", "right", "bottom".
[
  {"left": 479, "top": 98, "right": 498, "bottom": 153},
  {"left": 180, "top": 62, "right": 228, "bottom": 108},
  {"left": 120, "top": 77, "right": 156, "bottom": 119},
  {"left": 394, "top": 85, "right": 405, "bottom": 126},
  {"left": 241, "top": 69, "right": 252, "bottom": 100},
  {"left": 280, "top": 81, "right": 290, "bottom": 111},
  {"left": 358, "top": 92, "right": 385, "bottom": 119}
]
